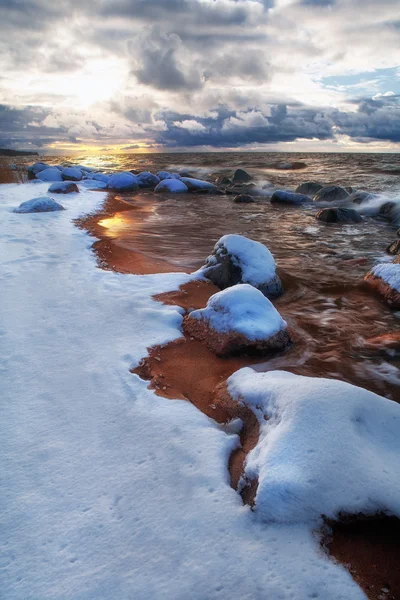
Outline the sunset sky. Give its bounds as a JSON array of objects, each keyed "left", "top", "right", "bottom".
[{"left": 1, "top": 0, "right": 399, "bottom": 153}]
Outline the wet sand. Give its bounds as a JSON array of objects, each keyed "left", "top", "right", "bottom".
[{"left": 78, "top": 191, "right": 400, "bottom": 600}]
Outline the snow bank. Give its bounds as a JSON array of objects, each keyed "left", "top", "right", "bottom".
[
  {"left": 13, "top": 195, "right": 65, "bottom": 213},
  {"left": 0, "top": 181, "right": 368, "bottom": 600},
  {"left": 155, "top": 179, "right": 189, "bottom": 193},
  {"left": 189, "top": 284, "right": 287, "bottom": 340},
  {"left": 371, "top": 262, "right": 400, "bottom": 293},
  {"left": 228, "top": 369, "right": 400, "bottom": 523}
]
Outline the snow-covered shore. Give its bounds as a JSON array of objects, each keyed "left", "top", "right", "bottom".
[{"left": 0, "top": 182, "right": 370, "bottom": 599}]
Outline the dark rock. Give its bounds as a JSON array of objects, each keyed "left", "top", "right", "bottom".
[
  {"left": 386, "top": 240, "right": 400, "bottom": 255},
  {"left": 272, "top": 161, "right": 308, "bottom": 170},
  {"left": 346, "top": 187, "right": 355, "bottom": 194},
  {"left": 233, "top": 168, "right": 252, "bottom": 183},
  {"left": 316, "top": 207, "right": 362, "bottom": 224},
  {"left": 295, "top": 182, "right": 323, "bottom": 196},
  {"left": 271, "top": 190, "right": 309, "bottom": 205},
  {"left": 377, "top": 202, "right": 400, "bottom": 226},
  {"left": 216, "top": 175, "right": 233, "bottom": 186},
  {"left": 313, "top": 185, "right": 349, "bottom": 203},
  {"left": 348, "top": 191, "right": 376, "bottom": 205},
  {"left": 233, "top": 194, "right": 256, "bottom": 203},
  {"left": 180, "top": 171, "right": 195, "bottom": 178}
]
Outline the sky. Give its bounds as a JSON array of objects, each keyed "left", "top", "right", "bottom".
[{"left": 0, "top": 0, "right": 399, "bottom": 153}]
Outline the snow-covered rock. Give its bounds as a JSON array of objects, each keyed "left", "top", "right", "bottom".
[
  {"left": 198, "top": 234, "right": 283, "bottom": 298},
  {"left": 183, "top": 285, "right": 290, "bottom": 356},
  {"left": 180, "top": 177, "right": 218, "bottom": 192},
  {"left": 225, "top": 369, "right": 400, "bottom": 523},
  {"left": 13, "top": 196, "right": 65, "bottom": 213},
  {"left": 36, "top": 167, "right": 63, "bottom": 182},
  {"left": 154, "top": 179, "right": 189, "bottom": 193},
  {"left": 316, "top": 207, "right": 362, "bottom": 223},
  {"left": 92, "top": 172, "right": 110, "bottom": 183},
  {"left": 61, "top": 167, "right": 83, "bottom": 182},
  {"left": 271, "top": 190, "right": 309, "bottom": 205},
  {"left": 48, "top": 182, "right": 79, "bottom": 194},
  {"left": 313, "top": 185, "right": 349, "bottom": 203},
  {"left": 295, "top": 182, "right": 323, "bottom": 196},
  {"left": 156, "top": 171, "right": 182, "bottom": 181},
  {"left": 27, "top": 162, "right": 50, "bottom": 180},
  {"left": 136, "top": 172, "right": 161, "bottom": 188},
  {"left": 107, "top": 172, "right": 139, "bottom": 192},
  {"left": 365, "top": 259, "right": 400, "bottom": 309}
]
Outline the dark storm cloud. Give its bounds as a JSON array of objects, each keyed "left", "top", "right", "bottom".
[
  {"left": 0, "top": 104, "right": 67, "bottom": 148},
  {"left": 333, "top": 95, "right": 400, "bottom": 142}
]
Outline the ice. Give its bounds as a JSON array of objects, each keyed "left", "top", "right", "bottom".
[
  {"left": 228, "top": 369, "right": 400, "bottom": 523},
  {"left": 189, "top": 284, "right": 287, "bottom": 340}
]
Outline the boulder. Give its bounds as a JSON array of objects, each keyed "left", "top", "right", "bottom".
[
  {"left": 233, "top": 169, "right": 252, "bottom": 183},
  {"left": 136, "top": 172, "right": 161, "bottom": 188},
  {"left": 183, "top": 284, "right": 290, "bottom": 356},
  {"left": 377, "top": 202, "right": 400, "bottom": 226},
  {"left": 313, "top": 185, "right": 349, "bottom": 203},
  {"left": 154, "top": 179, "right": 189, "bottom": 193},
  {"left": 198, "top": 234, "right": 283, "bottom": 299},
  {"left": 156, "top": 171, "right": 181, "bottom": 181},
  {"left": 92, "top": 173, "right": 110, "bottom": 183},
  {"left": 271, "top": 190, "right": 309, "bottom": 205},
  {"left": 180, "top": 177, "right": 217, "bottom": 192},
  {"left": 348, "top": 190, "right": 376, "bottom": 205},
  {"left": 216, "top": 175, "right": 233, "bottom": 186},
  {"left": 364, "top": 259, "right": 400, "bottom": 309},
  {"left": 14, "top": 196, "right": 65, "bottom": 213},
  {"left": 61, "top": 167, "right": 83, "bottom": 181},
  {"left": 316, "top": 207, "right": 362, "bottom": 224},
  {"left": 48, "top": 182, "right": 79, "bottom": 194},
  {"left": 27, "top": 162, "right": 50, "bottom": 180},
  {"left": 107, "top": 172, "right": 139, "bottom": 192},
  {"left": 233, "top": 194, "right": 256, "bottom": 203},
  {"left": 386, "top": 240, "right": 400, "bottom": 256},
  {"left": 295, "top": 181, "right": 323, "bottom": 196},
  {"left": 36, "top": 167, "right": 63, "bottom": 182}
]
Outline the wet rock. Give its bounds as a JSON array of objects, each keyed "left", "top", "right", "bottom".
[
  {"left": 136, "top": 172, "right": 160, "bottom": 188},
  {"left": 183, "top": 284, "right": 290, "bottom": 356},
  {"left": 377, "top": 202, "right": 400, "bottom": 226},
  {"left": 295, "top": 181, "right": 323, "bottom": 196},
  {"left": 14, "top": 196, "right": 65, "bottom": 213},
  {"left": 272, "top": 161, "right": 308, "bottom": 170},
  {"left": 154, "top": 179, "right": 189, "bottom": 193},
  {"left": 233, "top": 168, "right": 252, "bottom": 183},
  {"left": 271, "top": 190, "right": 309, "bottom": 205},
  {"left": 180, "top": 171, "right": 195, "bottom": 178},
  {"left": 233, "top": 194, "right": 256, "bottom": 203},
  {"left": 316, "top": 207, "right": 362, "bottom": 224},
  {"left": 180, "top": 177, "right": 218, "bottom": 192},
  {"left": 365, "top": 260, "right": 400, "bottom": 309},
  {"left": 386, "top": 240, "right": 400, "bottom": 255},
  {"left": 198, "top": 234, "right": 283, "bottom": 299},
  {"left": 48, "top": 181, "right": 79, "bottom": 194},
  {"left": 348, "top": 190, "right": 377, "bottom": 205},
  {"left": 216, "top": 175, "right": 233, "bottom": 186},
  {"left": 61, "top": 167, "right": 82, "bottom": 181},
  {"left": 107, "top": 172, "right": 139, "bottom": 192},
  {"left": 313, "top": 185, "right": 349, "bottom": 203},
  {"left": 346, "top": 186, "right": 355, "bottom": 194}
]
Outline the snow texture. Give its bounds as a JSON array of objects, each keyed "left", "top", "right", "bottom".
[
  {"left": 107, "top": 172, "right": 139, "bottom": 191},
  {"left": 228, "top": 369, "right": 400, "bottom": 523},
  {"left": 155, "top": 179, "right": 189, "bottom": 193},
  {"left": 13, "top": 195, "right": 65, "bottom": 213},
  {"left": 62, "top": 167, "right": 83, "bottom": 181},
  {"left": 189, "top": 284, "right": 287, "bottom": 340},
  {"left": 371, "top": 262, "right": 400, "bottom": 292},
  {"left": 36, "top": 167, "right": 64, "bottom": 182},
  {"left": 0, "top": 181, "right": 368, "bottom": 600}
]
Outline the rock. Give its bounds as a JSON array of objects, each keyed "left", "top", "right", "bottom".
[
  {"left": 48, "top": 182, "right": 79, "bottom": 194},
  {"left": 156, "top": 171, "right": 181, "bottom": 181},
  {"left": 397, "top": 228, "right": 400, "bottom": 238},
  {"left": 216, "top": 175, "right": 233, "bottom": 186},
  {"left": 348, "top": 190, "right": 376, "bottom": 205},
  {"left": 107, "top": 172, "right": 139, "bottom": 192},
  {"left": 36, "top": 167, "right": 63, "bottom": 182},
  {"left": 386, "top": 240, "right": 400, "bottom": 255},
  {"left": 295, "top": 181, "right": 323, "bottom": 196},
  {"left": 154, "top": 179, "right": 189, "bottom": 193},
  {"left": 136, "top": 172, "right": 160, "bottom": 188},
  {"left": 233, "top": 194, "right": 256, "bottom": 203},
  {"left": 180, "top": 177, "right": 218, "bottom": 192},
  {"left": 233, "top": 169, "right": 252, "bottom": 183},
  {"left": 27, "top": 162, "right": 50, "bottom": 180},
  {"left": 183, "top": 284, "right": 290, "bottom": 356},
  {"left": 180, "top": 171, "right": 196, "bottom": 178},
  {"left": 360, "top": 332, "right": 400, "bottom": 355},
  {"left": 129, "top": 169, "right": 140, "bottom": 175},
  {"left": 272, "top": 161, "right": 307, "bottom": 170},
  {"left": 345, "top": 186, "right": 355, "bottom": 194},
  {"left": 13, "top": 196, "right": 65, "bottom": 213},
  {"left": 313, "top": 185, "right": 349, "bottom": 203},
  {"left": 316, "top": 207, "right": 362, "bottom": 224},
  {"left": 92, "top": 173, "right": 110, "bottom": 183},
  {"left": 61, "top": 167, "right": 82, "bottom": 181},
  {"left": 365, "top": 260, "right": 400, "bottom": 309},
  {"left": 198, "top": 234, "right": 283, "bottom": 298},
  {"left": 377, "top": 202, "right": 400, "bottom": 226},
  {"left": 271, "top": 190, "right": 309, "bottom": 205}
]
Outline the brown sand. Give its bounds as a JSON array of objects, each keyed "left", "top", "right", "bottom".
[{"left": 78, "top": 192, "right": 400, "bottom": 600}]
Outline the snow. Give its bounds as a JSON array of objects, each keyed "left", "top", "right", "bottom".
[
  {"left": 0, "top": 181, "right": 370, "bottom": 600},
  {"left": 107, "top": 172, "right": 139, "bottom": 191},
  {"left": 189, "top": 284, "right": 287, "bottom": 340},
  {"left": 62, "top": 167, "right": 83, "bottom": 181},
  {"left": 13, "top": 195, "right": 65, "bottom": 213},
  {"left": 155, "top": 179, "right": 189, "bottom": 193},
  {"left": 227, "top": 369, "right": 400, "bottom": 524},
  {"left": 36, "top": 167, "right": 64, "bottom": 182},
  {"left": 202, "top": 234, "right": 277, "bottom": 286},
  {"left": 371, "top": 262, "right": 400, "bottom": 292},
  {"left": 92, "top": 173, "right": 110, "bottom": 183}
]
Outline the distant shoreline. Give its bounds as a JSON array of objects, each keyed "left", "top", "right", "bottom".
[{"left": 0, "top": 149, "right": 38, "bottom": 157}]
